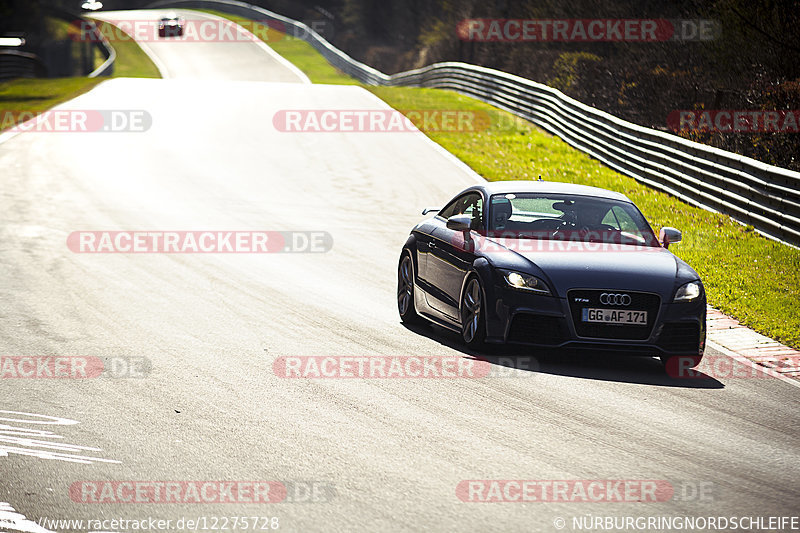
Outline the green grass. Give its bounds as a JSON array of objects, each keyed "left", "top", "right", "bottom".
[
  {"left": 0, "top": 77, "right": 105, "bottom": 122},
  {"left": 0, "top": 19, "right": 160, "bottom": 132},
  {"left": 93, "top": 20, "right": 160, "bottom": 78},
  {"left": 268, "top": 36, "right": 359, "bottom": 84},
  {"left": 179, "top": 10, "right": 800, "bottom": 349}
]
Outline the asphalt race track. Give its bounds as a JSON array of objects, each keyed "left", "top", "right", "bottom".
[
  {"left": 91, "top": 10, "right": 309, "bottom": 82},
  {"left": 1, "top": 10, "right": 799, "bottom": 533}
]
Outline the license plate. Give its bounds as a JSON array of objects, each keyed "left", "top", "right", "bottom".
[{"left": 582, "top": 308, "right": 647, "bottom": 325}]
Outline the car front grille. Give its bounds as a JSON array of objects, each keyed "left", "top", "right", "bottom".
[
  {"left": 567, "top": 289, "right": 660, "bottom": 340},
  {"left": 657, "top": 322, "right": 701, "bottom": 353},
  {"left": 507, "top": 314, "right": 569, "bottom": 345}
]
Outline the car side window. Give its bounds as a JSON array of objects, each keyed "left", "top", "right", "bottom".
[
  {"left": 440, "top": 193, "right": 481, "bottom": 216},
  {"left": 601, "top": 206, "right": 639, "bottom": 233},
  {"left": 600, "top": 208, "right": 620, "bottom": 229},
  {"left": 462, "top": 194, "right": 483, "bottom": 229},
  {"left": 440, "top": 193, "right": 483, "bottom": 229},
  {"left": 438, "top": 197, "right": 462, "bottom": 220}
]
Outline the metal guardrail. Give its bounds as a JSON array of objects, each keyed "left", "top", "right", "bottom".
[
  {"left": 48, "top": 9, "right": 116, "bottom": 77},
  {"left": 0, "top": 50, "right": 46, "bottom": 80},
  {"left": 86, "top": 18, "right": 116, "bottom": 77},
  {"left": 149, "top": 0, "right": 800, "bottom": 246}
]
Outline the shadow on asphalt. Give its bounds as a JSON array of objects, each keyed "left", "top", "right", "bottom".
[{"left": 402, "top": 322, "right": 724, "bottom": 389}]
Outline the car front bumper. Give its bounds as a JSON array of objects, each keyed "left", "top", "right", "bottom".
[{"left": 483, "top": 282, "right": 706, "bottom": 357}]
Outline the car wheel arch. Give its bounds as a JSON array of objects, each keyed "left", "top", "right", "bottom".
[
  {"left": 458, "top": 261, "right": 492, "bottom": 331},
  {"left": 401, "top": 235, "right": 419, "bottom": 270}
]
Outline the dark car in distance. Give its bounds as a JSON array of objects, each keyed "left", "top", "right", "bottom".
[
  {"left": 397, "top": 181, "right": 706, "bottom": 367},
  {"left": 158, "top": 13, "right": 184, "bottom": 37}
]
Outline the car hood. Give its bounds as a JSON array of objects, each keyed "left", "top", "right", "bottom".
[{"left": 488, "top": 241, "right": 680, "bottom": 296}]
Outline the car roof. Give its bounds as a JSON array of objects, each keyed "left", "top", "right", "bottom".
[{"left": 465, "top": 180, "right": 632, "bottom": 203}]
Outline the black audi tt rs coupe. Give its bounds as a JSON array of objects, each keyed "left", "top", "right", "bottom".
[{"left": 397, "top": 181, "right": 706, "bottom": 366}]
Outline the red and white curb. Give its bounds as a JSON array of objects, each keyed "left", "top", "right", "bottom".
[{"left": 707, "top": 306, "right": 800, "bottom": 385}]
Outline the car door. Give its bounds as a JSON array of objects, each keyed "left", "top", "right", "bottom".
[
  {"left": 426, "top": 193, "right": 484, "bottom": 320},
  {"left": 411, "top": 219, "right": 439, "bottom": 284}
]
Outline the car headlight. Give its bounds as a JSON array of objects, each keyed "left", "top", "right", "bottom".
[
  {"left": 674, "top": 281, "right": 702, "bottom": 302},
  {"left": 500, "top": 270, "right": 551, "bottom": 295}
]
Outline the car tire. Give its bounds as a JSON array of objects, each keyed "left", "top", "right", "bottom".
[
  {"left": 460, "top": 276, "right": 486, "bottom": 348},
  {"left": 397, "top": 252, "right": 423, "bottom": 324}
]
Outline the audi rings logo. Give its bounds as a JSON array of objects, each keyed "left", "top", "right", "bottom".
[{"left": 599, "top": 293, "right": 631, "bottom": 306}]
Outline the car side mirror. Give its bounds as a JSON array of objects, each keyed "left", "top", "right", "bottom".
[
  {"left": 446, "top": 214, "right": 472, "bottom": 232},
  {"left": 659, "top": 227, "right": 682, "bottom": 248}
]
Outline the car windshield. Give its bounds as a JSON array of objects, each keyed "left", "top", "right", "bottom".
[{"left": 488, "top": 193, "right": 659, "bottom": 246}]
